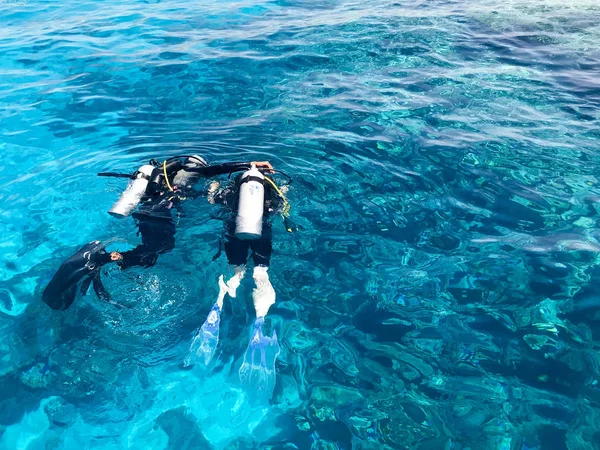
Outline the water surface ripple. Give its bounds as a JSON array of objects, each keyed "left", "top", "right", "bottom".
[{"left": 1, "top": 0, "right": 600, "bottom": 449}]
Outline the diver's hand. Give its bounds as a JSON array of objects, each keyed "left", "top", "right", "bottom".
[
  {"left": 207, "top": 181, "right": 220, "bottom": 204},
  {"left": 110, "top": 252, "right": 123, "bottom": 261},
  {"left": 252, "top": 161, "right": 274, "bottom": 173}
]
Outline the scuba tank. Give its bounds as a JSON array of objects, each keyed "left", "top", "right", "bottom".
[
  {"left": 108, "top": 165, "right": 156, "bottom": 218},
  {"left": 172, "top": 155, "right": 207, "bottom": 189},
  {"left": 235, "top": 166, "right": 265, "bottom": 240}
]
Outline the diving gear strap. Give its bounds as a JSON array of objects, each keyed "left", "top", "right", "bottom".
[{"left": 263, "top": 176, "right": 295, "bottom": 233}]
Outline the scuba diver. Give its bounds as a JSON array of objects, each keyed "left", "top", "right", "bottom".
[
  {"left": 42, "top": 155, "right": 293, "bottom": 398},
  {"left": 42, "top": 155, "right": 277, "bottom": 310},
  {"left": 185, "top": 164, "right": 295, "bottom": 398}
]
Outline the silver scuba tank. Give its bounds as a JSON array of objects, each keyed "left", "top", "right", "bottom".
[
  {"left": 235, "top": 166, "right": 265, "bottom": 240},
  {"left": 108, "top": 165, "right": 155, "bottom": 218},
  {"left": 172, "top": 155, "right": 207, "bottom": 189}
]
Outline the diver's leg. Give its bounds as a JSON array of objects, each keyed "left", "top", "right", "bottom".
[
  {"left": 250, "top": 228, "right": 275, "bottom": 319},
  {"left": 220, "top": 233, "right": 251, "bottom": 300},
  {"left": 222, "top": 265, "right": 246, "bottom": 300},
  {"left": 239, "top": 231, "right": 279, "bottom": 399},
  {"left": 252, "top": 266, "right": 276, "bottom": 319},
  {"left": 186, "top": 235, "right": 249, "bottom": 366}
]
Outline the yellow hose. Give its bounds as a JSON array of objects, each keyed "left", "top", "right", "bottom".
[
  {"left": 264, "top": 176, "right": 293, "bottom": 232},
  {"left": 264, "top": 176, "right": 290, "bottom": 217},
  {"left": 163, "top": 160, "right": 174, "bottom": 192}
]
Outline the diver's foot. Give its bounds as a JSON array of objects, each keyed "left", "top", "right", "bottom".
[
  {"left": 216, "top": 275, "right": 232, "bottom": 309},
  {"left": 225, "top": 265, "right": 246, "bottom": 299},
  {"left": 238, "top": 317, "right": 280, "bottom": 400},
  {"left": 184, "top": 303, "right": 222, "bottom": 367},
  {"left": 252, "top": 266, "right": 275, "bottom": 318}
]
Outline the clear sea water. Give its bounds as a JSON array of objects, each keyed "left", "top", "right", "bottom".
[{"left": 1, "top": 0, "right": 600, "bottom": 448}]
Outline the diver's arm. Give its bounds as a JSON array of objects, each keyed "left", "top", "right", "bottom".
[
  {"left": 190, "top": 162, "right": 250, "bottom": 177},
  {"left": 186, "top": 161, "right": 274, "bottom": 177}
]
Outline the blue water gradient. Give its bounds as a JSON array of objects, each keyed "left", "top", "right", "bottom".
[{"left": 2, "top": 0, "right": 600, "bottom": 448}]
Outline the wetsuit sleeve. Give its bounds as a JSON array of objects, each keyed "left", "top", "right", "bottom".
[{"left": 186, "top": 162, "right": 252, "bottom": 177}]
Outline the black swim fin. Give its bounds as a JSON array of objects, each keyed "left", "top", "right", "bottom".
[
  {"left": 42, "top": 241, "right": 112, "bottom": 310},
  {"left": 80, "top": 275, "right": 94, "bottom": 296},
  {"left": 93, "top": 270, "right": 127, "bottom": 309},
  {"left": 80, "top": 268, "right": 113, "bottom": 303},
  {"left": 92, "top": 271, "right": 110, "bottom": 301}
]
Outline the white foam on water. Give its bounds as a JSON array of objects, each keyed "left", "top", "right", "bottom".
[{"left": 0, "top": 397, "right": 57, "bottom": 449}]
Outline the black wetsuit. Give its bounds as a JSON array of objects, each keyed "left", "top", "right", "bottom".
[
  {"left": 42, "top": 161, "right": 262, "bottom": 310},
  {"left": 212, "top": 174, "right": 283, "bottom": 267},
  {"left": 118, "top": 162, "right": 262, "bottom": 269}
]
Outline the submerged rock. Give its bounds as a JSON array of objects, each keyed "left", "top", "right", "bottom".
[
  {"left": 155, "top": 407, "right": 213, "bottom": 450},
  {"left": 20, "top": 363, "right": 53, "bottom": 389}
]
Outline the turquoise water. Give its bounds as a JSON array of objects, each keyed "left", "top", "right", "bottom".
[{"left": 2, "top": 0, "right": 600, "bottom": 448}]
